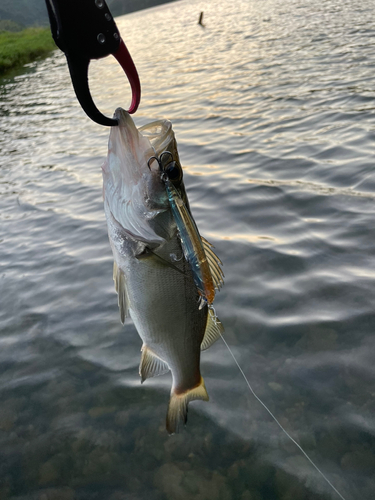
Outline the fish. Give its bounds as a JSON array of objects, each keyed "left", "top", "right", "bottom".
[{"left": 102, "top": 108, "right": 224, "bottom": 433}]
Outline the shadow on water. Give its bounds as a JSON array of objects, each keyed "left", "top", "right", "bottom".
[
  {"left": 0, "top": 301, "right": 369, "bottom": 500},
  {"left": 0, "top": 325, "right": 338, "bottom": 500}
]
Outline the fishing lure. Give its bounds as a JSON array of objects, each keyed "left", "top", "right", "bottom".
[{"left": 147, "top": 151, "right": 224, "bottom": 308}]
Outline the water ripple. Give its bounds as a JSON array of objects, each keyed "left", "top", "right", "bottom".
[{"left": 0, "top": 0, "right": 374, "bottom": 499}]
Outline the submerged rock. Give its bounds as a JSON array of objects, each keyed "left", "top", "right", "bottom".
[
  {"left": 154, "top": 463, "right": 184, "bottom": 498},
  {"left": 241, "top": 491, "right": 262, "bottom": 500},
  {"left": 88, "top": 406, "right": 116, "bottom": 418},
  {"left": 82, "top": 449, "right": 122, "bottom": 479},
  {"left": 341, "top": 447, "right": 375, "bottom": 473},
  {"left": 0, "top": 408, "right": 17, "bottom": 432},
  {"left": 39, "top": 459, "right": 60, "bottom": 486},
  {"left": 268, "top": 381, "right": 283, "bottom": 393},
  {"left": 37, "top": 488, "right": 75, "bottom": 500},
  {"left": 114, "top": 410, "right": 131, "bottom": 427},
  {"left": 295, "top": 327, "right": 338, "bottom": 351},
  {"left": 154, "top": 463, "right": 231, "bottom": 500}
]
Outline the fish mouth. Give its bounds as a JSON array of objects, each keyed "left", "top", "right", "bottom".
[
  {"left": 108, "top": 108, "right": 172, "bottom": 210},
  {"left": 139, "top": 119, "right": 181, "bottom": 162},
  {"left": 139, "top": 118, "right": 191, "bottom": 209},
  {"left": 103, "top": 108, "right": 172, "bottom": 243},
  {"left": 108, "top": 108, "right": 155, "bottom": 182}
]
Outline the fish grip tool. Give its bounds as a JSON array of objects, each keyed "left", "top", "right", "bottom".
[{"left": 45, "top": 0, "right": 141, "bottom": 126}]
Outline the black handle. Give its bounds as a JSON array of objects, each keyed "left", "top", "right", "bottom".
[{"left": 45, "top": 0, "right": 121, "bottom": 60}]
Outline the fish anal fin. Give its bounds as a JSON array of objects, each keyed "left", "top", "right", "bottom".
[
  {"left": 139, "top": 345, "right": 169, "bottom": 383},
  {"left": 113, "top": 261, "right": 119, "bottom": 292},
  {"left": 201, "top": 310, "right": 224, "bottom": 351},
  {"left": 113, "top": 262, "right": 128, "bottom": 324},
  {"left": 166, "top": 377, "right": 209, "bottom": 434},
  {"left": 202, "top": 236, "right": 224, "bottom": 291}
]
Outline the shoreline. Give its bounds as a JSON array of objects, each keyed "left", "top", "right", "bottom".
[{"left": 0, "top": 27, "right": 56, "bottom": 76}]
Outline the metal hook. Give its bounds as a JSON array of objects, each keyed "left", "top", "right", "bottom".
[
  {"left": 147, "top": 151, "right": 174, "bottom": 172},
  {"left": 147, "top": 156, "right": 161, "bottom": 171},
  {"left": 159, "top": 151, "right": 174, "bottom": 166}
]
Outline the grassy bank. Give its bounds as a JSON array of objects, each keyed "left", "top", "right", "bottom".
[{"left": 0, "top": 27, "right": 56, "bottom": 75}]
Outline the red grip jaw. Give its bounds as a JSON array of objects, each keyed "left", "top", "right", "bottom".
[{"left": 113, "top": 39, "right": 141, "bottom": 115}]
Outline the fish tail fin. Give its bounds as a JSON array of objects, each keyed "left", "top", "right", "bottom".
[{"left": 166, "top": 377, "right": 209, "bottom": 434}]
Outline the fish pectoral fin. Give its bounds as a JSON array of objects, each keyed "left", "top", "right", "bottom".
[
  {"left": 134, "top": 247, "right": 154, "bottom": 260},
  {"left": 136, "top": 247, "right": 186, "bottom": 276},
  {"left": 166, "top": 377, "right": 209, "bottom": 435},
  {"left": 201, "top": 309, "right": 224, "bottom": 351},
  {"left": 113, "top": 262, "right": 128, "bottom": 324},
  {"left": 202, "top": 236, "right": 224, "bottom": 291},
  {"left": 139, "top": 345, "right": 170, "bottom": 383}
]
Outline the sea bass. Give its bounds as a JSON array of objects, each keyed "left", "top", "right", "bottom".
[{"left": 102, "top": 108, "right": 224, "bottom": 433}]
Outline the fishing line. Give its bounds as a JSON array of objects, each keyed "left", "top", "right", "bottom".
[{"left": 219, "top": 333, "right": 346, "bottom": 500}]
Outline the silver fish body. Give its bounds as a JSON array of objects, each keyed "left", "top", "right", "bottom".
[{"left": 102, "top": 108, "right": 223, "bottom": 433}]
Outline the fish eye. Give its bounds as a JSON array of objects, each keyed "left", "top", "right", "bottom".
[{"left": 165, "top": 161, "right": 183, "bottom": 185}]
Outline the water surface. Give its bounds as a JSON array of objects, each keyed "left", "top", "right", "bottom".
[{"left": 1, "top": 0, "right": 374, "bottom": 499}]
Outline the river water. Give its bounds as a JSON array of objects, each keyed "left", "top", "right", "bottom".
[{"left": 0, "top": 0, "right": 374, "bottom": 499}]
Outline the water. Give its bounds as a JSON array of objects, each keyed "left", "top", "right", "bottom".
[{"left": 0, "top": 0, "right": 374, "bottom": 498}]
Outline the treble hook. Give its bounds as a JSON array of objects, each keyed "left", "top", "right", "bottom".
[
  {"left": 45, "top": 0, "right": 141, "bottom": 126},
  {"left": 147, "top": 151, "right": 173, "bottom": 171},
  {"left": 159, "top": 151, "right": 174, "bottom": 165}
]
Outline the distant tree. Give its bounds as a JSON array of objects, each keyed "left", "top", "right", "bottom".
[
  {"left": 0, "top": 0, "right": 177, "bottom": 27},
  {"left": 106, "top": 0, "right": 177, "bottom": 17},
  {"left": 0, "top": 20, "right": 24, "bottom": 32},
  {"left": 0, "top": 0, "right": 48, "bottom": 27}
]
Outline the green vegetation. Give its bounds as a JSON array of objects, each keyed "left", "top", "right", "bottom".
[
  {"left": 0, "top": 27, "right": 56, "bottom": 75},
  {"left": 0, "top": 20, "right": 24, "bottom": 32}
]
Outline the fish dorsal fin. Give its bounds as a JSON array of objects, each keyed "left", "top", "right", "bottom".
[
  {"left": 201, "top": 236, "right": 224, "bottom": 291},
  {"left": 113, "top": 262, "right": 128, "bottom": 324},
  {"left": 139, "top": 345, "right": 170, "bottom": 383},
  {"left": 201, "top": 309, "right": 225, "bottom": 351}
]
